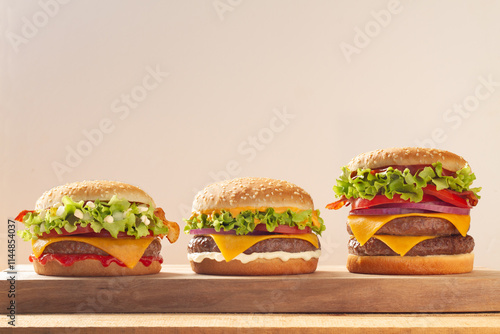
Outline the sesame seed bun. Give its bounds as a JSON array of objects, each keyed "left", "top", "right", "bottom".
[
  {"left": 192, "top": 177, "right": 314, "bottom": 213},
  {"left": 191, "top": 257, "right": 318, "bottom": 276},
  {"left": 347, "top": 253, "right": 474, "bottom": 275},
  {"left": 347, "top": 147, "right": 468, "bottom": 172},
  {"left": 35, "top": 180, "right": 155, "bottom": 210}
]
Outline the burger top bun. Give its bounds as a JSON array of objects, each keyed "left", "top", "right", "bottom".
[
  {"left": 35, "top": 180, "right": 155, "bottom": 210},
  {"left": 347, "top": 147, "right": 468, "bottom": 172},
  {"left": 192, "top": 177, "right": 314, "bottom": 213}
]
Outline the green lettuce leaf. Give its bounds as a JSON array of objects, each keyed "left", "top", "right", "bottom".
[
  {"left": 17, "top": 195, "right": 169, "bottom": 241},
  {"left": 333, "top": 162, "right": 481, "bottom": 202},
  {"left": 184, "top": 208, "right": 325, "bottom": 236}
]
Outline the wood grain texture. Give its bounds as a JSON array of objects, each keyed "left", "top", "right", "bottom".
[
  {"left": 1, "top": 265, "right": 500, "bottom": 314},
  {"left": 1, "top": 313, "right": 500, "bottom": 334}
]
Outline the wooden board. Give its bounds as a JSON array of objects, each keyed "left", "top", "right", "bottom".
[
  {"left": 2, "top": 313, "right": 500, "bottom": 333},
  {"left": 1, "top": 265, "right": 500, "bottom": 314}
]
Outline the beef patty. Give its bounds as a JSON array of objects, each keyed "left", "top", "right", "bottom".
[
  {"left": 42, "top": 238, "right": 161, "bottom": 257},
  {"left": 188, "top": 235, "right": 320, "bottom": 254},
  {"left": 346, "top": 216, "right": 463, "bottom": 236},
  {"left": 348, "top": 235, "right": 474, "bottom": 256}
]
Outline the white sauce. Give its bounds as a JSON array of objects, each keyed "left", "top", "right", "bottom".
[{"left": 188, "top": 250, "right": 321, "bottom": 264}]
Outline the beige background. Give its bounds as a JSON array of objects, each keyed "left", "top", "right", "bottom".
[{"left": 1, "top": 0, "right": 499, "bottom": 270}]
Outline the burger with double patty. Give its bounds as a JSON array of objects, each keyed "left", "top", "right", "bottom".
[{"left": 327, "top": 147, "right": 480, "bottom": 275}]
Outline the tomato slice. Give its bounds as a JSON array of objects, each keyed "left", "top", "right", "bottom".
[
  {"left": 253, "top": 224, "right": 312, "bottom": 234},
  {"left": 327, "top": 194, "right": 437, "bottom": 210},
  {"left": 350, "top": 194, "right": 438, "bottom": 210},
  {"left": 39, "top": 225, "right": 154, "bottom": 238},
  {"left": 39, "top": 225, "right": 94, "bottom": 237},
  {"left": 78, "top": 230, "right": 154, "bottom": 238},
  {"left": 423, "top": 184, "right": 474, "bottom": 208}
]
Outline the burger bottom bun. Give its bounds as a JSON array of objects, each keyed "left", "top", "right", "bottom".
[
  {"left": 190, "top": 257, "right": 318, "bottom": 276},
  {"left": 32, "top": 257, "right": 162, "bottom": 277},
  {"left": 347, "top": 253, "right": 474, "bottom": 275}
]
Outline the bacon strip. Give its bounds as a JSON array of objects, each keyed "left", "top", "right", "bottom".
[
  {"left": 15, "top": 210, "right": 34, "bottom": 222},
  {"left": 154, "top": 207, "right": 180, "bottom": 243},
  {"left": 325, "top": 196, "right": 349, "bottom": 210}
]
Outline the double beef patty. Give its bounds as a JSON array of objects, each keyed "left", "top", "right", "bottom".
[
  {"left": 188, "top": 235, "right": 320, "bottom": 254},
  {"left": 349, "top": 235, "right": 474, "bottom": 256},
  {"left": 347, "top": 216, "right": 474, "bottom": 256},
  {"left": 42, "top": 238, "right": 162, "bottom": 257}
]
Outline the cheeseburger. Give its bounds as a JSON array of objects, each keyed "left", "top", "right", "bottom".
[
  {"left": 327, "top": 147, "right": 480, "bottom": 275},
  {"left": 16, "top": 180, "right": 179, "bottom": 276},
  {"left": 184, "top": 177, "right": 325, "bottom": 275}
]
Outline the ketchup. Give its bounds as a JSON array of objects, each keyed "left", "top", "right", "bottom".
[{"left": 30, "top": 254, "right": 163, "bottom": 267}]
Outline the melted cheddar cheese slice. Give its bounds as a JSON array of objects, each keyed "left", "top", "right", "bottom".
[
  {"left": 348, "top": 213, "right": 470, "bottom": 246},
  {"left": 32, "top": 236, "right": 155, "bottom": 269},
  {"left": 210, "top": 233, "right": 319, "bottom": 262},
  {"left": 373, "top": 235, "right": 437, "bottom": 256}
]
